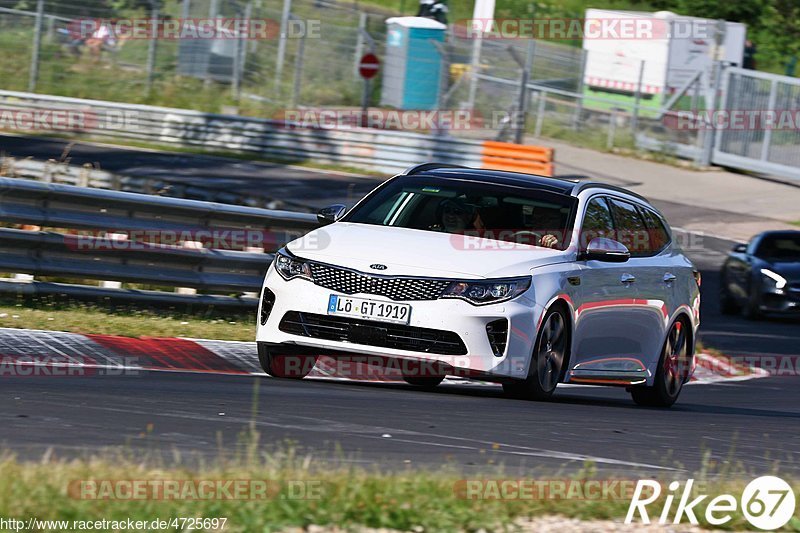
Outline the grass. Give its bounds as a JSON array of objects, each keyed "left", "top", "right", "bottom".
[
  {"left": 0, "top": 420, "right": 798, "bottom": 532},
  {"left": 0, "top": 299, "right": 255, "bottom": 341},
  {"left": 791, "top": 221, "right": 800, "bottom": 227}
]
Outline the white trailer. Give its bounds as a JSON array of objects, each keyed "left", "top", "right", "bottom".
[{"left": 582, "top": 9, "right": 746, "bottom": 107}]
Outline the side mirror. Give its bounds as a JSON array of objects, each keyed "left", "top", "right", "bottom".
[
  {"left": 582, "top": 237, "right": 630, "bottom": 263},
  {"left": 317, "top": 204, "right": 347, "bottom": 225},
  {"left": 733, "top": 243, "right": 747, "bottom": 253}
]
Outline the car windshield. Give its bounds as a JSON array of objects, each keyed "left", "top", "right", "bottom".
[
  {"left": 754, "top": 233, "right": 800, "bottom": 261},
  {"left": 343, "top": 176, "right": 577, "bottom": 250}
]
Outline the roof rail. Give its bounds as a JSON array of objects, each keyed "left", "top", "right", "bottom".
[
  {"left": 571, "top": 181, "right": 650, "bottom": 203},
  {"left": 401, "top": 162, "right": 469, "bottom": 175}
]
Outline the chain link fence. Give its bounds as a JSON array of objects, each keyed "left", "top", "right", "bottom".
[{"left": 1, "top": 1, "right": 798, "bottom": 179}]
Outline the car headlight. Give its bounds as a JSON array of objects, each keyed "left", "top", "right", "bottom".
[
  {"left": 760, "top": 268, "right": 787, "bottom": 290},
  {"left": 274, "top": 249, "right": 313, "bottom": 281},
  {"left": 441, "top": 276, "right": 531, "bottom": 305}
]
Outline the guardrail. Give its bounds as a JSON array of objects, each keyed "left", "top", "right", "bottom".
[
  {"left": 0, "top": 90, "right": 557, "bottom": 175},
  {"left": 0, "top": 156, "right": 316, "bottom": 211},
  {"left": 0, "top": 177, "right": 320, "bottom": 308},
  {"left": 0, "top": 90, "right": 486, "bottom": 174}
]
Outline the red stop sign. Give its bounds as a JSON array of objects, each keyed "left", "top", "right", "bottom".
[{"left": 359, "top": 53, "right": 380, "bottom": 79}]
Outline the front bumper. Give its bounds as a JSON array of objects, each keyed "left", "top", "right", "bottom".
[
  {"left": 760, "top": 287, "right": 800, "bottom": 313},
  {"left": 255, "top": 267, "right": 542, "bottom": 379}
]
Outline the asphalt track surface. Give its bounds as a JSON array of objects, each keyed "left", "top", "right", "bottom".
[{"left": 1, "top": 135, "right": 799, "bottom": 475}]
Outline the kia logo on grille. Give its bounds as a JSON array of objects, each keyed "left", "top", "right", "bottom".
[{"left": 370, "top": 264, "right": 387, "bottom": 270}]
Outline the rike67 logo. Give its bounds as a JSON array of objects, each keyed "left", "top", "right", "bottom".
[{"left": 626, "top": 476, "right": 796, "bottom": 530}]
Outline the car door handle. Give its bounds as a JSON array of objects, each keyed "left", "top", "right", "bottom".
[
  {"left": 620, "top": 274, "right": 636, "bottom": 284},
  {"left": 663, "top": 273, "right": 677, "bottom": 283}
]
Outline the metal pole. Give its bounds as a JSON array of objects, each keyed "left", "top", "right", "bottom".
[
  {"left": 631, "top": 59, "right": 644, "bottom": 134},
  {"left": 353, "top": 12, "right": 367, "bottom": 78},
  {"left": 233, "top": 0, "right": 253, "bottom": 101},
  {"left": 534, "top": 90, "right": 545, "bottom": 138},
  {"left": 290, "top": 30, "right": 305, "bottom": 108},
  {"left": 360, "top": 77, "right": 371, "bottom": 128},
  {"left": 145, "top": 4, "right": 159, "bottom": 95},
  {"left": 607, "top": 110, "right": 617, "bottom": 149},
  {"left": 466, "top": 32, "right": 482, "bottom": 109},
  {"left": 205, "top": 0, "right": 218, "bottom": 87},
  {"left": 181, "top": 0, "right": 190, "bottom": 19},
  {"left": 274, "top": 0, "right": 292, "bottom": 92},
  {"left": 507, "top": 44, "right": 531, "bottom": 144},
  {"left": 46, "top": 15, "right": 54, "bottom": 42},
  {"left": 699, "top": 61, "right": 724, "bottom": 166},
  {"left": 759, "top": 79, "right": 778, "bottom": 162},
  {"left": 572, "top": 49, "right": 587, "bottom": 129},
  {"left": 27, "top": 0, "right": 44, "bottom": 93}
]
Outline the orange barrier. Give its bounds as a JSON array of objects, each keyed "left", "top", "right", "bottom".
[{"left": 481, "top": 141, "right": 554, "bottom": 176}]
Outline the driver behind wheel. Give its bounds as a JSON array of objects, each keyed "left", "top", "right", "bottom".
[
  {"left": 431, "top": 198, "right": 485, "bottom": 233},
  {"left": 432, "top": 198, "right": 560, "bottom": 249}
]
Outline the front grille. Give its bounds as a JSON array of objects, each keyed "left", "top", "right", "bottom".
[
  {"left": 279, "top": 311, "right": 468, "bottom": 355},
  {"left": 309, "top": 263, "right": 450, "bottom": 301}
]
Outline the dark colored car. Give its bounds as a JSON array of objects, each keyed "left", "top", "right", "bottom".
[{"left": 720, "top": 230, "right": 800, "bottom": 318}]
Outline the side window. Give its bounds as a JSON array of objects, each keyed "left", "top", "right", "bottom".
[
  {"left": 638, "top": 207, "right": 671, "bottom": 254},
  {"left": 580, "top": 197, "right": 615, "bottom": 249},
  {"left": 608, "top": 199, "right": 650, "bottom": 257}
]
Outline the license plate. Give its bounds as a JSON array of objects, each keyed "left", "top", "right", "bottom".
[{"left": 327, "top": 295, "right": 411, "bottom": 324}]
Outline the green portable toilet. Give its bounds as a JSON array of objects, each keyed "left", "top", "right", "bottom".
[{"left": 380, "top": 17, "right": 447, "bottom": 110}]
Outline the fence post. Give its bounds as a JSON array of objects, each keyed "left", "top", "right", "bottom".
[
  {"left": 46, "top": 15, "right": 54, "bottom": 42},
  {"left": 534, "top": 91, "right": 545, "bottom": 138},
  {"left": 145, "top": 4, "right": 159, "bottom": 96},
  {"left": 274, "top": 0, "right": 292, "bottom": 93},
  {"left": 290, "top": 25, "right": 306, "bottom": 108},
  {"left": 759, "top": 78, "right": 778, "bottom": 162},
  {"left": 353, "top": 11, "right": 367, "bottom": 78},
  {"left": 699, "top": 61, "right": 724, "bottom": 166},
  {"left": 27, "top": 0, "right": 44, "bottom": 93},
  {"left": 466, "top": 32, "right": 483, "bottom": 110},
  {"left": 233, "top": 1, "right": 252, "bottom": 100},
  {"left": 572, "top": 50, "right": 587, "bottom": 129},
  {"left": 631, "top": 59, "right": 644, "bottom": 134},
  {"left": 607, "top": 110, "right": 617, "bottom": 149}
]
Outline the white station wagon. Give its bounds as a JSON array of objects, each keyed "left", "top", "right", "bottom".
[{"left": 256, "top": 164, "right": 701, "bottom": 407}]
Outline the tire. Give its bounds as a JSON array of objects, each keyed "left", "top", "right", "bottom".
[
  {"left": 503, "top": 305, "right": 569, "bottom": 401},
  {"left": 742, "top": 282, "right": 763, "bottom": 320},
  {"left": 719, "top": 278, "right": 740, "bottom": 315},
  {"left": 402, "top": 375, "right": 445, "bottom": 389},
  {"left": 258, "top": 344, "right": 317, "bottom": 379},
  {"left": 630, "top": 319, "right": 690, "bottom": 408}
]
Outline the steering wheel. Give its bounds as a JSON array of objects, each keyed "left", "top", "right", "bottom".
[{"left": 509, "top": 230, "right": 542, "bottom": 245}]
